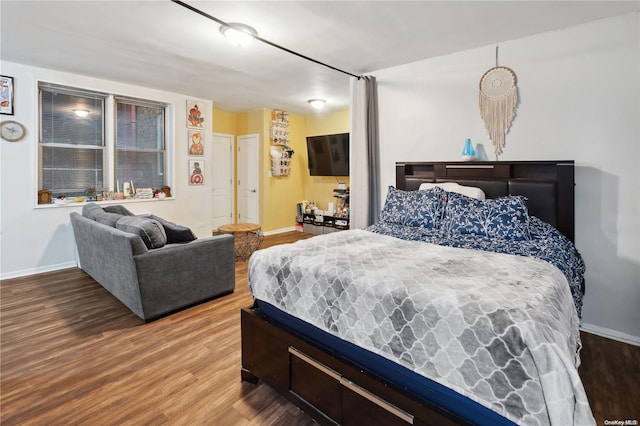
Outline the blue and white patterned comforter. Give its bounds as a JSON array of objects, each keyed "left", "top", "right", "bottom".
[
  {"left": 368, "top": 216, "right": 586, "bottom": 319},
  {"left": 249, "top": 228, "right": 594, "bottom": 426}
]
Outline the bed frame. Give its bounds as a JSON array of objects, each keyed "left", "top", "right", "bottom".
[{"left": 241, "top": 160, "right": 575, "bottom": 426}]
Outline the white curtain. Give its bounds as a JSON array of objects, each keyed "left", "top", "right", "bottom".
[{"left": 349, "top": 76, "right": 380, "bottom": 229}]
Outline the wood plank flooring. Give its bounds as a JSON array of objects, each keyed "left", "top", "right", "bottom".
[{"left": 1, "top": 231, "right": 638, "bottom": 425}]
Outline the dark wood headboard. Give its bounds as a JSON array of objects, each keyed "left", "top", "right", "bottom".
[{"left": 396, "top": 161, "right": 575, "bottom": 242}]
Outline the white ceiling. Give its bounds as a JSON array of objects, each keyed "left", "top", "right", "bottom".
[{"left": 1, "top": 1, "right": 638, "bottom": 115}]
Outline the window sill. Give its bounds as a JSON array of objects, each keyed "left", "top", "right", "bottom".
[{"left": 34, "top": 197, "right": 175, "bottom": 209}]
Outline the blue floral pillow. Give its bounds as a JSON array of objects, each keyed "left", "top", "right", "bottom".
[
  {"left": 379, "top": 186, "right": 446, "bottom": 229},
  {"left": 442, "top": 192, "right": 531, "bottom": 240}
]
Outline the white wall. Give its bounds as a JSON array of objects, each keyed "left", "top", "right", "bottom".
[
  {"left": 374, "top": 13, "right": 640, "bottom": 341},
  {"left": 0, "top": 61, "right": 214, "bottom": 279}
]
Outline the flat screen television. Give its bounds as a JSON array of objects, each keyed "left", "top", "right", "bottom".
[{"left": 306, "top": 133, "right": 349, "bottom": 176}]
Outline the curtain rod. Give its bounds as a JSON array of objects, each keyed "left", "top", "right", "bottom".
[{"left": 170, "top": 0, "right": 363, "bottom": 79}]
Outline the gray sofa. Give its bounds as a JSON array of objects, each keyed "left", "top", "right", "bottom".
[{"left": 70, "top": 204, "right": 235, "bottom": 321}]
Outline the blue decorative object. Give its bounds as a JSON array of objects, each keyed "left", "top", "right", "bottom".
[{"left": 461, "top": 138, "right": 476, "bottom": 161}]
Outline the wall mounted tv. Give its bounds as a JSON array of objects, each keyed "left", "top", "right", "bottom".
[{"left": 306, "top": 132, "right": 350, "bottom": 176}]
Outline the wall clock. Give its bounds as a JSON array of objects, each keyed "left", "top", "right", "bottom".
[{"left": 1, "top": 120, "right": 27, "bottom": 142}]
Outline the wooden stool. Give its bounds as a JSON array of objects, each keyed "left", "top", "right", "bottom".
[{"left": 215, "top": 223, "right": 264, "bottom": 261}]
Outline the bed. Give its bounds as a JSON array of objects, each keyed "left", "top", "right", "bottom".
[{"left": 241, "top": 161, "right": 594, "bottom": 426}]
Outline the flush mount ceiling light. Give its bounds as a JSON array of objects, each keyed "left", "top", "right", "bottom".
[
  {"left": 219, "top": 23, "right": 258, "bottom": 47},
  {"left": 308, "top": 99, "right": 326, "bottom": 109},
  {"left": 73, "top": 109, "right": 90, "bottom": 117}
]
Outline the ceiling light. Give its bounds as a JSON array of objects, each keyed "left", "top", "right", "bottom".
[
  {"left": 73, "top": 109, "right": 90, "bottom": 117},
  {"left": 308, "top": 99, "right": 326, "bottom": 109},
  {"left": 219, "top": 23, "right": 258, "bottom": 47}
]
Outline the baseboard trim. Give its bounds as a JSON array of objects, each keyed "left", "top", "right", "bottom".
[
  {"left": 263, "top": 226, "right": 298, "bottom": 236},
  {"left": 1, "top": 261, "right": 78, "bottom": 281},
  {"left": 581, "top": 322, "right": 640, "bottom": 346}
]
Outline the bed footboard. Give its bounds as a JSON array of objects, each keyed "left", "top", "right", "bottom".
[{"left": 241, "top": 307, "right": 466, "bottom": 426}]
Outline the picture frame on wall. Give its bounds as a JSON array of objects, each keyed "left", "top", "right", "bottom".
[
  {"left": 188, "top": 130, "right": 204, "bottom": 156},
  {"left": 186, "top": 100, "right": 205, "bottom": 129},
  {"left": 189, "top": 159, "right": 205, "bottom": 185},
  {"left": 0, "top": 75, "right": 15, "bottom": 115}
]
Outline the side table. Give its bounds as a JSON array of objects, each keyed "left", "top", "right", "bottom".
[{"left": 215, "top": 223, "right": 264, "bottom": 261}]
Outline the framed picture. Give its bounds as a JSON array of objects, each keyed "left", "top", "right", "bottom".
[
  {"left": 186, "top": 100, "right": 205, "bottom": 129},
  {"left": 189, "top": 159, "right": 205, "bottom": 185},
  {"left": 188, "top": 130, "right": 204, "bottom": 156},
  {"left": 0, "top": 75, "right": 14, "bottom": 115}
]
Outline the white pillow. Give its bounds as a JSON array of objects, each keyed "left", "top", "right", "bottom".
[{"left": 419, "top": 182, "right": 486, "bottom": 200}]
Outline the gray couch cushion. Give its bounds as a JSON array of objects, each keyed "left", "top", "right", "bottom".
[
  {"left": 82, "top": 203, "right": 104, "bottom": 220},
  {"left": 82, "top": 203, "right": 125, "bottom": 227},
  {"left": 143, "top": 214, "right": 197, "bottom": 244},
  {"left": 116, "top": 216, "right": 167, "bottom": 249},
  {"left": 94, "top": 211, "right": 124, "bottom": 227},
  {"left": 104, "top": 205, "right": 135, "bottom": 216}
]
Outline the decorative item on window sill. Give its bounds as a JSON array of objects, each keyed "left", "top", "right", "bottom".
[
  {"left": 160, "top": 185, "right": 172, "bottom": 197},
  {"left": 85, "top": 186, "right": 97, "bottom": 201},
  {"left": 135, "top": 188, "right": 154, "bottom": 199},
  {"left": 461, "top": 138, "right": 476, "bottom": 161},
  {"left": 38, "top": 189, "right": 52, "bottom": 205},
  {"left": 122, "top": 182, "right": 132, "bottom": 198}
]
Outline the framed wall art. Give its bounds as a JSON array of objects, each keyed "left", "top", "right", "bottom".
[
  {"left": 0, "top": 75, "right": 15, "bottom": 115},
  {"left": 188, "top": 130, "right": 204, "bottom": 156},
  {"left": 189, "top": 159, "right": 205, "bottom": 185},
  {"left": 186, "top": 100, "right": 205, "bottom": 129}
]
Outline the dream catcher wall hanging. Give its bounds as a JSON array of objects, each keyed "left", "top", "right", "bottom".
[{"left": 479, "top": 46, "right": 518, "bottom": 160}]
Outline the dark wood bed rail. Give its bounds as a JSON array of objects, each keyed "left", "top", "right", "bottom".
[{"left": 395, "top": 161, "right": 575, "bottom": 242}]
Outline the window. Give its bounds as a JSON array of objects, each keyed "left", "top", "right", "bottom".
[
  {"left": 116, "top": 98, "right": 166, "bottom": 191},
  {"left": 38, "top": 83, "right": 168, "bottom": 200}
]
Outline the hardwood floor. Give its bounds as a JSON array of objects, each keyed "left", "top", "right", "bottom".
[
  {"left": 1, "top": 232, "right": 313, "bottom": 426},
  {"left": 579, "top": 331, "right": 640, "bottom": 425},
  {"left": 1, "top": 231, "right": 638, "bottom": 425}
]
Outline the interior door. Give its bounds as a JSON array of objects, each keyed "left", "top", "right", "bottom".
[
  {"left": 211, "top": 133, "right": 234, "bottom": 230},
  {"left": 237, "top": 134, "right": 259, "bottom": 224}
]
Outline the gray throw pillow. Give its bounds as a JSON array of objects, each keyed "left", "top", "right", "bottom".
[
  {"left": 115, "top": 216, "right": 167, "bottom": 249},
  {"left": 144, "top": 214, "right": 197, "bottom": 244}
]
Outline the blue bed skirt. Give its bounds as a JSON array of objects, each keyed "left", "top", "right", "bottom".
[{"left": 256, "top": 299, "right": 516, "bottom": 426}]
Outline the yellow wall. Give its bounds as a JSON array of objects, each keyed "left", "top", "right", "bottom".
[
  {"left": 210, "top": 106, "right": 350, "bottom": 232},
  {"left": 212, "top": 108, "right": 237, "bottom": 135},
  {"left": 236, "top": 109, "right": 265, "bottom": 135}
]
